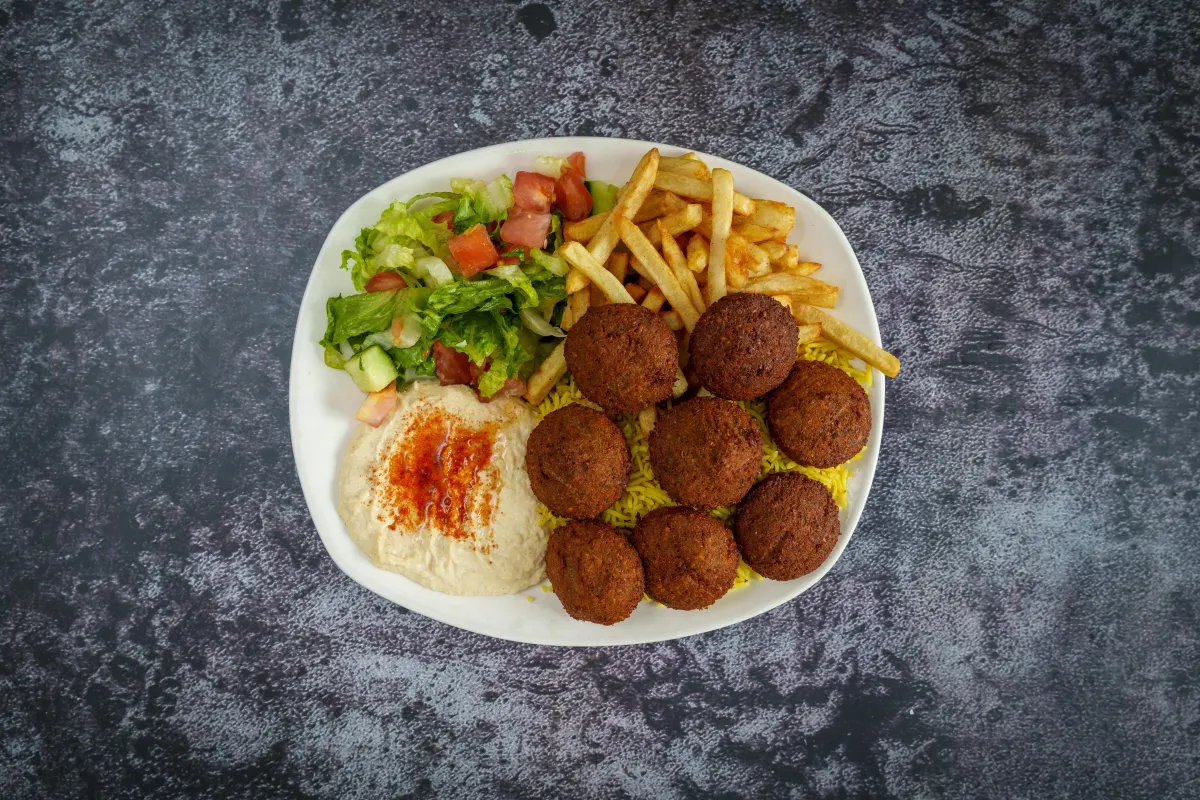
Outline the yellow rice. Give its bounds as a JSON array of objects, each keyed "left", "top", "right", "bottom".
[{"left": 534, "top": 338, "right": 871, "bottom": 591}]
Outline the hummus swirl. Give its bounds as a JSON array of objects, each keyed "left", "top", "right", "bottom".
[{"left": 337, "top": 382, "right": 545, "bottom": 595}]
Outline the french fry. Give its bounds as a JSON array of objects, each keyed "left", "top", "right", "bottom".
[
  {"left": 626, "top": 283, "right": 648, "bottom": 302},
  {"left": 661, "top": 310, "right": 683, "bottom": 330},
  {"left": 791, "top": 305, "right": 900, "bottom": 377},
  {"left": 659, "top": 220, "right": 705, "bottom": 314},
  {"left": 637, "top": 407, "right": 658, "bottom": 438},
  {"left": 758, "top": 240, "right": 805, "bottom": 273},
  {"left": 653, "top": 171, "right": 756, "bottom": 216},
  {"left": 658, "top": 157, "right": 709, "bottom": 180},
  {"left": 682, "top": 152, "right": 703, "bottom": 162},
  {"left": 524, "top": 340, "right": 567, "bottom": 404},
  {"left": 638, "top": 203, "right": 703, "bottom": 247},
  {"left": 590, "top": 282, "right": 608, "bottom": 306},
  {"left": 587, "top": 148, "right": 660, "bottom": 266},
  {"left": 728, "top": 257, "right": 748, "bottom": 289},
  {"left": 564, "top": 211, "right": 609, "bottom": 242},
  {"left": 796, "top": 323, "right": 822, "bottom": 344},
  {"left": 638, "top": 275, "right": 654, "bottom": 292},
  {"left": 706, "top": 168, "right": 734, "bottom": 305},
  {"left": 672, "top": 366, "right": 689, "bottom": 397},
  {"left": 787, "top": 260, "right": 822, "bottom": 276},
  {"left": 771, "top": 294, "right": 793, "bottom": 312},
  {"left": 642, "top": 287, "right": 666, "bottom": 312},
  {"left": 559, "top": 241, "right": 636, "bottom": 304},
  {"left": 607, "top": 251, "right": 628, "bottom": 283},
  {"left": 731, "top": 220, "right": 777, "bottom": 243},
  {"left": 748, "top": 199, "right": 795, "bottom": 237},
  {"left": 570, "top": 285, "right": 591, "bottom": 321},
  {"left": 686, "top": 234, "right": 708, "bottom": 274},
  {"left": 565, "top": 267, "right": 588, "bottom": 295},
  {"left": 632, "top": 191, "right": 688, "bottom": 224},
  {"left": 740, "top": 272, "right": 838, "bottom": 308},
  {"left": 616, "top": 217, "right": 701, "bottom": 331},
  {"left": 727, "top": 234, "right": 770, "bottom": 277}
]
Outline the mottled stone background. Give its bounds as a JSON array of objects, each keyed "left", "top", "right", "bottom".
[{"left": 2, "top": 0, "right": 1197, "bottom": 797}]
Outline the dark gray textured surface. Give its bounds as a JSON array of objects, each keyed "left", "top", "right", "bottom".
[{"left": 2, "top": 0, "right": 1198, "bottom": 797}]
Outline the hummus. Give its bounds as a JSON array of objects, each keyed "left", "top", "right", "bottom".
[{"left": 337, "top": 382, "right": 546, "bottom": 595}]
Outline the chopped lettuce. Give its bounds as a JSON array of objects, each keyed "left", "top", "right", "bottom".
[
  {"left": 484, "top": 264, "right": 539, "bottom": 309},
  {"left": 322, "top": 287, "right": 429, "bottom": 346},
  {"left": 340, "top": 199, "right": 458, "bottom": 291},
  {"left": 449, "top": 175, "right": 514, "bottom": 233}
]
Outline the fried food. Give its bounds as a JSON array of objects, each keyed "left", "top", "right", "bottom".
[
  {"left": 648, "top": 397, "right": 761, "bottom": 510},
  {"left": 689, "top": 293, "right": 798, "bottom": 400},
  {"left": 546, "top": 520, "right": 644, "bottom": 625},
  {"left": 633, "top": 507, "right": 738, "bottom": 610},
  {"left": 526, "top": 404, "right": 630, "bottom": 519},
  {"left": 767, "top": 359, "right": 871, "bottom": 468},
  {"left": 565, "top": 303, "right": 678, "bottom": 413}
]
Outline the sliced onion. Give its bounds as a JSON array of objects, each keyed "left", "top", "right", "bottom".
[
  {"left": 520, "top": 307, "right": 565, "bottom": 338},
  {"left": 391, "top": 314, "right": 422, "bottom": 348},
  {"left": 415, "top": 256, "right": 454, "bottom": 287},
  {"left": 338, "top": 341, "right": 355, "bottom": 360}
]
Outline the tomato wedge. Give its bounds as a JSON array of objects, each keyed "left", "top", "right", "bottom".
[
  {"left": 432, "top": 342, "right": 487, "bottom": 386},
  {"left": 364, "top": 271, "right": 408, "bottom": 292},
  {"left": 431, "top": 210, "right": 455, "bottom": 230},
  {"left": 500, "top": 208, "right": 552, "bottom": 249},
  {"left": 355, "top": 382, "right": 398, "bottom": 427},
  {"left": 513, "top": 171, "right": 556, "bottom": 213},
  {"left": 555, "top": 166, "right": 592, "bottom": 221},
  {"left": 566, "top": 151, "right": 586, "bottom": 179},
  {"left": 447, "top": 223, "right": 499, "bottom": 276}
]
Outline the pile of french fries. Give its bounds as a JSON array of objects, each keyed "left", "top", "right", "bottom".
[{"left": 524, "top": 149, "right": 901, "bottom": 405}]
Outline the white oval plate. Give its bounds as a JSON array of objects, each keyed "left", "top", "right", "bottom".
[{"left": 289, "top": 137, "right": 885, "bottom": 647}]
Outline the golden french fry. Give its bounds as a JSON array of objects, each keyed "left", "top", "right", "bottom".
[
  {"left": 749, "top": 199, "right": 795, "bottom": 236},
  {"left": 661, "top": 310, "right": 683, "bottom": 330},
  {"left": 686, "top": 234, "right": 708, "bottom": 274},
  {"left": 559, "top": 241, "right": 635, "bottom": 304},
  {"left": 642, "top": 287, "right": 666, "bottom": 312},
  {"left": 632, "top": 191, "right": 688, "bottom": 224},
  {"left": 741, "top": 272, "right": 838, "bottom": 308},
  {"left": 607, "top": 251, "right": 628, "bottom": 283},
  {"left": 637, "top": 406, "right": 658, "bottom": 438},
  {"left": 658, "top": 220, "right": 705, "bottom": 315},
  {"left": 653, "top": 171, "right": 756, "bottom": 216},
  {"left": 658, "top": 157, "right": 709, "bottom": 180},
  {"left": 565, "top": 268, "right": 588, "bottom": 294},
  {"left": 771, "top": 294, "right": 793, "bottom": 311},
  {"left": 564, "top": 211, "right": 609, "bottom": 242},
  {"left": 796, "top": 323, "right": 822, "bottom": 344},
  {"left": 626, "top": 283, "right": 648, "bottom": 303},
  {"left": 672, "top": 366, "right": 688, "bottom": 397},
  {"left": 786, "top": 260, "right": 821, "bottom": 276},
  {"left": 791, "top": 305, "right": 900, "bottom": 377},
  {"left": 706, "top": 169, "right": 734, "bottom": 305},
  {"left": 682, "top": 152, "right": 703, "bottom": 162},
  {"left": 590, "top": 282, "right": 608, "bottom": 306},
  {"left": 571, "top": 285, "right": 591, "bottom": 319},
  {"left": 587, "top": 148, "right": 660, "bottom": 265},
  {"left": 638, "top": 203, "right": 703, "bottom": 247},
  {"left": 728, "top": 256, "right": 748, "bottom": 289},
  {"left": 731, "top": 220, "right": 777, "bottom": 243},
  {"left": 727, "top": 234, "right": 770, "bottom": 277},
  {"left": 616, "top": 217, "right": 701, "bottom": 331},
  {"left": 524, "top": 340, "right": 567, "bottom": 404}
]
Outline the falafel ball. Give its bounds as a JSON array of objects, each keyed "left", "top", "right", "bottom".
[
  {"left": 735, "top": 473, "right": 840, "bottom": 581},
  {"left": 767, "top": 360, "right": 871, "bottom": 468},
  {"left": 648, "top": 397, "right": 761, "bottom": 510},
  {"left": 565, "top": 304, "right": 678, "bottom": 413},
  {"left": 633, "top": 507, "right": 738, "bottom": 610},
  {"left": 689, "top": 293, "right": 798, "bottom": 400},
  {"left": 545, "top": 520, "right": 645, "bottom": 625},
  {"left": 526, "top": 404, "right": 630, "bottom": 519}
]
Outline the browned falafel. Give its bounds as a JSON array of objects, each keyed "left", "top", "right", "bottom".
[
  {"left": 525, "top": 404, "right": 630, "bottom": 519},
  {"left": 689, "top": 293, "right": 799, "bottom": 400},
  {"left": 565, "top": 304, "right": 678, "bottom": 414},
  {"left": 767, "top": 360, "right": 871, "bottom": 468},
  {"left": 734, "top": 473, "right": 840, "bottom": 581},
  {"left": 545, "top": 520, "right": 645, "bottom": 625},
  {"left": 633, "top": 507, "right": 739, "bottom": 610},
  {"left": 648, "top": 397, "right": 761, "bottom": 510}
]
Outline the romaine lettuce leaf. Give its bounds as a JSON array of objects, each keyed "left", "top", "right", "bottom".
[
  {"left": 449, "top": 175, "right": 514, "bottom": 233},
  {"left": 322, "top": 287, "right": 430, "bottom": 346}
]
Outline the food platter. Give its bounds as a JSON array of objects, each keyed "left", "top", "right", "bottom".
[{"left": 288, "top": 137, "right": 886, "bottom": 646}]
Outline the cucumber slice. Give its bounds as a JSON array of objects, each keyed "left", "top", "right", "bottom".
[
  {"left": 344, "top": 345, "right": 398, "bottom": 393},
  {"left": 585, "top": 180, "right": 620, "bottom": 214}
]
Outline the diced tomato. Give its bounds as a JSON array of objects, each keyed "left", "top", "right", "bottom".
[
  {"left": 566, "top": 152, "right": 586, "bottom": 179},
  {"left": 355, "top": 382, "right": 398, "bottom": 427},
  {"left": 513, "top": 171, "right": 557, "bottom": 213},
  {"left": 431, "top": 342, "right": 488, "bottom": 386},
  {"left": 432, "top": 210, "right": 455, "bottom": 230},
  {"left": 477, "top": 378, "right": 527, "bottom": 403},
  {"left": 555, "top": 167, "right": 592, "bottom": 221},
  {"left": 447, "top": 223, "right": 499, "bottom": 276},
  {"left": 500, "top": 208, "right": 552, "bottom": 249},
  {"left": 364, "top": 271, "right": 408, "bottom": 293}
]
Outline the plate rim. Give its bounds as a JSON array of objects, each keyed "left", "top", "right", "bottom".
[{"left": 288, "top": 135, "right": 885, "bottom": 647}]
